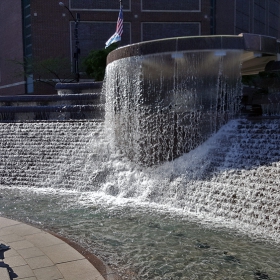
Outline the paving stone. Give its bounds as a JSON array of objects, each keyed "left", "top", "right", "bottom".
[
  {"left": 12, "top": 264, "right": 35, "bottom": 279},
  {"left": 3, "top": 248, "right": 18, "bottom": 258},
  {"left": 0, "top": 267, "right": 10, "bottom": 280},
  {"left": 33, "top": 266, "right": 64, "bottom": 280},
  {"left": 4, "top": 255, "right": 27, "bottom": 267},
  {"left": 18, "top": 247, "right": 44, "bottom": 259},
  {"left": 8, "top": 240, "right": 34, "bottom": 251},
  {"left": 0, "top": 228, "right": 15, "bottom": 237},
  {"left": 25, "top": 233, "right": 64, "bottom": 248},
  {"left": 57, "top": 259, "right": 104, "bottom": 280},
  {"left": 0, "top": 218, "right": 21, "bottom": 229},
  {"left": 40, "top": 243, "right": 84, "bottom": 264},
  {"left": 1, "top": 233, "right": 25, "bottom": 243},
  {"left": 25, "top": 255, "right": 54, "bottom": 270},
  {"left": 8, "top": 224, "right": 42, "bottom": 237},
  {"left": 0, "top": 218, "right": 106, "bottom": 280},
  {"left": 0, "top": 239, "right": 14, "bottom": 260}
]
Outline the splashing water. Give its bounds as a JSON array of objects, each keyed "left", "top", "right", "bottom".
[
  {"left": 105, "top": 50, "right": 243, "bottom": 165},
  {"left": 0, "top": 118, "right": 279, "bottom": 279},
  {"left": 0, "top": 48, "right": 279, "bottom": 279}
]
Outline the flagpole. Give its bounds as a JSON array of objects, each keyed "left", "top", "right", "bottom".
[{"left": 105, "top": 0, "right": 123, "bottom": 48}]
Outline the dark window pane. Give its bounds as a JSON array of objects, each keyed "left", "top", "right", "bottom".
[
  {"left": 142, "top": 0, "right": 199, "bottom": 11},
  {"left": 236, "top": 11, "right": 250, "bottom": 32},
  {"left": 143, "top": 23, "right": 200, "bottom": 41},
  {"left": 254, "top": 19, "right": 265, "bottom": 34},
  {"left": 70, "top": 0, "right": 130, "bottom": 10},
  {"left": 236, "top": 0, "right": 250, "bottom": 13},
  {"left": 269, "top": 0, "right": 280, "bottom": 16},
  {"left": 71, "top": 22, "right": 131, "bottom": 57},
  {"left": 254, "top": 4, "right": 265, "bottom": 22}
]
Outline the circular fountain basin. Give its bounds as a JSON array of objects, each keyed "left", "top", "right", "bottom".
[
  {"left": 107, "top": 33, "right": 280, "bottom": 64},
  {"left": 105, "top": 34, "right": 280, "bottom": 166}
]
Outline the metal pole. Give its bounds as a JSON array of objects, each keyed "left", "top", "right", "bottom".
[
  {"left": 74, "top": 13, "right": 80, "bottom": 82},
  {"left": 59, "top": 2, "right": 80, "bottom": 82}
]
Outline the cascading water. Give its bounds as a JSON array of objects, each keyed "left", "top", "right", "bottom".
[
  {"left": 105, "top": 50, "right": 242, "bottom": 165},
  {"left": 1, "top": 34, "right": 280, "bottom": 278},
  {"left": 0, "top": 118, "right": 280, "bottom": 279}
]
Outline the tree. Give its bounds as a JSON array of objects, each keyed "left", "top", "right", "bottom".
[
  {"left": 13, "top": 57, "right": 76, "bottom": 88},
  {"left": 83, "top": 43, "right": 118, "bottom": 81}
]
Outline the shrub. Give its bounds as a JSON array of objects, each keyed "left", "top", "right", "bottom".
[{"left": 83, "top": 43, "right": 118, "bottom": 81}]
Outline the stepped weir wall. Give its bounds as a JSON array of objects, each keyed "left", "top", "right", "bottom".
[
  {"left": 0, "top": 33, "right": 280, "bottom": 242},
  {"left": 0, "top": 118, "right": 279, "bottom": 242}
]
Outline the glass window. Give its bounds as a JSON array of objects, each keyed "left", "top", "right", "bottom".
[
  {"left": 70, "top": 22, "right": 131, "bottom": 56},
  {"left": 142, "top": 23, "right": 200, "bottom": 41},
  {"left": 142, "top": 0, "right": 200, "bottom": 11},
  {"left": 70, "top": 0, "right": 130, "bottom": 10}
]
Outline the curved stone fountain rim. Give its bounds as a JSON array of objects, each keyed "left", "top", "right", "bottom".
[{"left": 107, "top": 33, "right": 280, "bottom": 64}]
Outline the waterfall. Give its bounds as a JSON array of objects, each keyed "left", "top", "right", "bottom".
[
  {"left": 0, "top": 118, "right": 279, "bottom": 243},
  {"left": 105, "top": 50, "right": 243, "bottom": 165},
  {"left": 1, "top": 34, "right": 280, "bottom": 278}
]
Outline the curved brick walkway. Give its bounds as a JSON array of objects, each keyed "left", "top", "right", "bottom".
[{"left": 0, "top": 217, "right": 105, "bottom": 280}]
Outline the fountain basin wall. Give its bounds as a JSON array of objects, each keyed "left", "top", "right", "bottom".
[{"left": 106, "top": 34, "right": 280, "bottom": 165}]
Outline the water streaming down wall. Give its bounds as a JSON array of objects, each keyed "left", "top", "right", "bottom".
[
  {"left": 0, "top": 119, "right": 279, "bottom": 242},
  {"left": 0, "top": 121, "right": 107, "bottom": 190},
  {"left": 105, "top": 50, "right": 243, "bottom": 165},
  {"left": 145, "top": 118, "right": 280, "bottom": 242},
  {"left": 1, "top": 34, "right": 280, "bottom": 245}
]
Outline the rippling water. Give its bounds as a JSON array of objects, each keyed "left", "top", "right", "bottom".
[{"left": 1, "top": 187, "right": 279, "bottom": 280}]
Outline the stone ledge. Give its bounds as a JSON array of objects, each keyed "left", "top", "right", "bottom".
[{"left": 107, "top": 33, "right": 280, "bottom": 64}]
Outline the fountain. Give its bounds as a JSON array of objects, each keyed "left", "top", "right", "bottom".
[
  {"left": 0, "top": 34, "right": 280, "bottom": 279},
  {"left": 106, "top": 33, "right": 280, "bottom": 165}
]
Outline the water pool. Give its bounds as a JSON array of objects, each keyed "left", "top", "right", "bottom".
[{"left": 1, "top": 187, "right": 279, "bottom": 280}]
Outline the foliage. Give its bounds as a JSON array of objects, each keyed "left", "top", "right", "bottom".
[
  {"left": 242, "top": 71, "right": 280, "bottom": 94},
  {"left": 83, "top": 43, "right": 118, "bottom": 81}
]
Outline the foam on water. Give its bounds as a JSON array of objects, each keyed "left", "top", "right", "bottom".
[
  {"left": 0, "top": 119, "right": 279, "bottom": 242},
  {"left": 102, "top": 49, "right": 279, "bottom": 245},
  {"left": 0, "top": 119, "right": 280, "bottom": 279}
]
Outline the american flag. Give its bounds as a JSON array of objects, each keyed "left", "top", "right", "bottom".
[
  {"left": 116, "top": 6, "right": 123, "bottom": 37},
  {"left": 105, "top": 6, "right": 123, "bottom": 48}
]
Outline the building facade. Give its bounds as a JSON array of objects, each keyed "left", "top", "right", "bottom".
[{"left": 1, "top": 0, "right": 280, "bottom": 95}]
